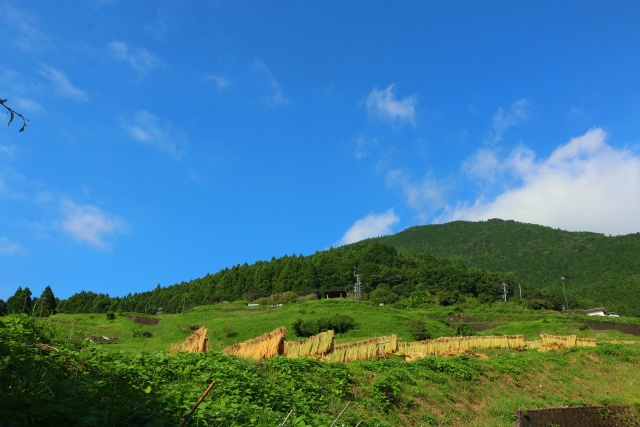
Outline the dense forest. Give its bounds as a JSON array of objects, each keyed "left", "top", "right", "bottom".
[
  {"left": 376, "top": 219, "right": 640, "bottom": 315},
  {"left": 4, "top": 219, "right": 639, "bottom": 317},
  {"left": 11, "top": 241, "right": 554, "bottom": 316}
]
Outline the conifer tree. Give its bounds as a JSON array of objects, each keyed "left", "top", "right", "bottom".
[
  {"left": 38, "top": 286, "right": 57, "bottom": 316},
  {"left": 6, "top": 287, "right": 33, "bottom": 314}
]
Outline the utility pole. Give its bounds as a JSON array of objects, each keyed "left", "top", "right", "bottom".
[
  {"left": 502, "top": 282, "right": 508, "bottom": 302},
  {"left": 561, "top": 276, "right": 569, "bottom": 311},
  {"left": 353, "top": 267, "right": 361, "bottom": 301}
]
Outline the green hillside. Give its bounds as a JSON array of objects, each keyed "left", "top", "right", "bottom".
[
  {"left": 14, "top": 219, "right": 637, "bottom": 318},
  {"left": 376, "top": 219, "right": 640, "bottom": 315},
  {"left": 3, "top": 300, "right": 640, "bottom": 426}
]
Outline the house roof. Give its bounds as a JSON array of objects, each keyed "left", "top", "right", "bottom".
[{"left": 583, "top": 307, "right": 607, "bottom": 314}]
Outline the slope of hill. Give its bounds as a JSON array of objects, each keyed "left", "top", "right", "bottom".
[
  {"left": 376, "top": 219, "right": 640, "bottom": 315},
  {"left": 4, "top": 302, "right": 640, "bottom": 426}
]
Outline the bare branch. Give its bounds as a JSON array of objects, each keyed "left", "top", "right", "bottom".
[{"left": 1, "top": 99, "right": 29, "bottom": 132}]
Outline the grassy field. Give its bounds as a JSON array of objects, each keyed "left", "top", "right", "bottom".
[
  {"left": 47, "top": 298, "right": 640, "bottom": 354},
  {"left": 5, "top": 301, "right": 640, "bottom": 426}
]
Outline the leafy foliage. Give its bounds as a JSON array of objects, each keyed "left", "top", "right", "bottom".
[
  {"left": 3, "top": 312, "right": 640, "bottom": 426},
  {"left": 6, "top": 287, "right": 33, "bottom": 315},
  {"left": 406, "top": 318, "right": 431, "bottom": 340}
]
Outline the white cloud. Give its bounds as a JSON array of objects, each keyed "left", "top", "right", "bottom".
[
  {"left": 339, "top": 209, "right": 400, "bottom": 245},
  {"left": 0, "top": 236, "right": 27, "bottom": 255},
  {"left": 354, "top": 136, "right": 379, "bottom": 159},
  {"left": 366, "top": 84, "right": 417, "bottom": 126},
  {"left": 58, "top": 199, "right": 127, "bottom": 251},
  {"left": 462, "top": 148, "right": 501, "bottom": 183},
  {"left": 441, "top": 128, "right": 640, "bottom": 235},
  {"left": 252, "top": 59, "right": 289, "bottom": 107},
  {"left": 203, "top": 73, "right": 230, "bottom": 91},
  {"left": 107, "top": 40, "right": 162, "bottom": 76},
  {"left": 0, "top": 2, "right": 49, "bottom": 51},
  {"left": 14, "top": 97, "right": 44, "bottom": 114},
  {"left": 122, "top": 110, "right": 187, "bottom": 159},
  {"left": 38, "top": 64, "right": 88, "bottom": 101},
  {"left": 386, "top": 169, "right": 445, "bottom": 215},
  {"left": 489, "top": 99, "right": 529, "bottom": 143}
]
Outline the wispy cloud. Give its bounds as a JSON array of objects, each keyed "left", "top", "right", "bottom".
[
  {"left": 38, "top": 64, "right": 88, "bottom": 101},
  {"left": 339, "top": 209, "right": 400, "bottom": 245},
  {"left": 366, "top": 84, "right": 417, "bottom": 126},
  {"left": 252, "top": 59, "right": 289, "bottom": 107},
  {"left": 489, "top": 99, "right": 529, "bottom": 143},
  {"left": 122, "top": 110, "right": 187, "bottom": 159},
  {"left": 58, "top": 199, "right": 127, "bottom": 251},
  {"left": 0, "top": 68, "right": 44, "bottom": 115},
  {"left": 107, "top": 40, "right": 162, "bottom": 76},
  {"left": 203, "top": 73, "right": 230, "bottom": 91},
  {"left": 0, "top": 236, "right": 27, "bottom": 255},
  {"left": 386, "top": 169, "right": 445, "bottom": 216},
  {"left": 0, "top": 2, "right": 50, "bottom": 51},
  {"left": 353, "top": 136, "right": 379, "bottom": 159},
  {"left": 462, "top": 148, "right": 501, "bottom": 184},
  {"left": 0, "top": 145, "right": 18, "bottom": 159},
  {"left": 441, "top": 128, "right": 640, "bottom": 235}
]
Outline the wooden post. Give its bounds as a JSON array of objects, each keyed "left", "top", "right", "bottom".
[
  {"left": 179, "top": 380, "right": 216, "bottom": 427},
  {"left": 329, "top": 402, "right": 351, "bottom": 427},
  {"left": 279, "top": 409, "right": 294, "bottom": 426}
]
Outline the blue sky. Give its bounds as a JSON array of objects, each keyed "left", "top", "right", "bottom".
[{"left": 1, "top": 1, "right": 639, "bottom": 301}]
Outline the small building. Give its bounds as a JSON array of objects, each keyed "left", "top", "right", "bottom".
[
  {"left": 324, "top": 289, "right": 348, "bottom": 299},
  {"left": 584, "top": 307, "right": 619, "bottom": 317}
]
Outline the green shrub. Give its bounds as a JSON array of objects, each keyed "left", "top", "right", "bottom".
[
  {"left": 406, "top": 318, "right": 431, "bottom": 340},
  {"left": 106, "top": 311, "right": 115, "bottom": 321},
  {"left": 292, "top": 314, "right": 356, "bottom": 337}
]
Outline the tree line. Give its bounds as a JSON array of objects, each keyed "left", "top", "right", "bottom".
[
  {"left": 0, "top": 286, "right": 56, "bottom": 316},
  {"left": 0, "top": 242, "right": 563, "bottom": 316}
]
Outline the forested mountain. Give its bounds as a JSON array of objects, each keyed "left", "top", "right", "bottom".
[
  {"left": 56, "top": 241, "right": 544, "bottom": 315},
  {"left": 45, "top": 219, "right": 640, "bottom": 317},
  {"left": 376, "top": 219, "right": 640, "bottom": 315}
]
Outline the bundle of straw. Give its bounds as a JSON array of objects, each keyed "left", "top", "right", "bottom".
[
  {"left": 325, "top": 335, "right": 397, "bottom": 362},
  {"left": 397, "top": 335, "right": 526, "bottom": 359},
  {"left": 540, "top": 334, "right": 577, "bottom": 348},
  {"left": 222, "top": 327, "right": 286, "bottom": 360},
  {"left": 526, "top": 340, "right": 542, "bottom": 350},
  {"left": 170, "top": 327, "right": 209, "bottom": 354},
  {"left": 576, "top": 337, "right": 597, "bottom": 347},
  {"left": 285, "top": 330, "right": 335, "bottom": 358}
]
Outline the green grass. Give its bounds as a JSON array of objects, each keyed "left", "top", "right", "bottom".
[
  {"left": 46, "top": 299, "right": 640, "bottom": 354},
  {"left": 6, "top": 305, "right": 640, "bottom": 426}
]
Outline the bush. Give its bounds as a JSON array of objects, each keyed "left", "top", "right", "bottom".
[
  {"left": 292, "top": 314, "right": 356, "bottom": 337},
  {"left": 406, "top": 319, "right": 431, "bottom": 341},
  {"left": 368, "top": 287, "right": 399, "bottom": 305},
  {"left": 106, "top": 311, "right": 115, "bottom": 321}
]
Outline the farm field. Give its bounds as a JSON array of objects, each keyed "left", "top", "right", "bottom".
[
  {"left": 47, "top": 298, "right": 640, "bottom": 354},
  {"left": 3, "top": 299, "right": 640, "bottom": 426}
]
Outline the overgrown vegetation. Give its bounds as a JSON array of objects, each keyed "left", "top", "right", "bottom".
[{"left": 2, "top": 312, "right": 640, "bottom": 426}]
